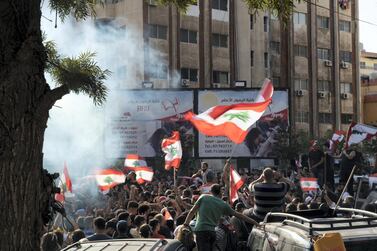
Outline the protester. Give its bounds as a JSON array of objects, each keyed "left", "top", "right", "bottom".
[
  {"left": 246, "top": 168, "right": 292, "bottom": 222},
  {"left": 308, "top": 141, "right": 325, "bottom": 187},
  {"left": 183, "top": 184, "right": 258, "bottom": 251},
  {"left": 340, "top": 146, "right": 360, "bottom": 195},
  {"left": 85, "top": 217, "right": 112, "bottom": 241},
  {"left": 40, "top": 232, "right": 61, "bottom": 251}
]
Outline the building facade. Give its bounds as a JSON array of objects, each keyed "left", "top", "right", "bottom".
[{"left": 95, "top": 0, "right": 360, "bottom": 137}]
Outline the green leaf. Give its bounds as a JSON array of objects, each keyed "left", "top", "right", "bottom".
[
  {"left": 223, "top": 112, "right": 250, "bottom": 123},
  {"left": 104, "top": 176, "right": 113, "bottom": 184}
]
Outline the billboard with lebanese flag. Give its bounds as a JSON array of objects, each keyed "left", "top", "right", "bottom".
[{"left": 197, "top": 89, "right": 289, "bottom": 157}]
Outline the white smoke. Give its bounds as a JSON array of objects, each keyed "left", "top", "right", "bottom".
[{"left": 41, "top": 5, "right": 172, "bottom": 178}]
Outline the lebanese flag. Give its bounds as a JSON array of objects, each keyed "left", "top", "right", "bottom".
[
  {"left": 346, "top": 122, "right": 377, "bottom": 147},
  {"left": 229, "top": 165, "right": 244, "bottom": 203},
  {"left": 96, "top": 169, "right": 125, "bottom": 191},
  {"left": 55, "top": 162, "right": 73, "bottom": 202},
  {"left": 125, "top": 154, "right": 154, "bottom": 184},
  {"left": 300, "top": 177, "right": 318, "bottom": 191},
  {"left": 329, "top": 130, "right": 346, "bottom": 151},
  {"left": 161, "top": 131, "right": 182, "bottom": 170},
  {"left": 185, "top": 79, "right": 273, "bottom": 144}
]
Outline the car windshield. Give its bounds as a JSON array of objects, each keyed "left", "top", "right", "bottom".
[{"left": 344, "top": 239, "right": 377, "bottom": 251}]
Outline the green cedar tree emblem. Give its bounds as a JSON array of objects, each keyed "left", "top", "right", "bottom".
[
  {"left": 168, "top": 146, "right": 178, "bottom": 156},
  {"left": 223, "top": 111, "right": 250, "bottom": 123},
  {"left": 104, "top": 176, "right": 114, "bottom": 184},
  {"left": 133, "top": 160, "right": 140, "bottom": 166}
]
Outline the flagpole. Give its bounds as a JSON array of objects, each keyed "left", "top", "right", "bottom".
[
  {"left": 173, "top": 168, "right": 176, "bottom": 187},
  {"left": 333, "top": 165, "right": 357, "bottom": 215}
]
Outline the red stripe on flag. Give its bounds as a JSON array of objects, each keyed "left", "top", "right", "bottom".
[
  {"left": 63, "top": 162, "right": 72, "bottom": 193},
  {"left": 96, "top": 169, "right": 124, "bottom": 176},
  {"left": 207, "top": 100, "right": 271, "bottom": 119},
  {"left": 161, "top": 131, "right": 180, "bottom": 148},
  {"left": 125, "top": 154, "right": 145, "bottom": 160},
  {"left": 184, "top": 117, "right": 250, "bottom": 144},
  {"left": 165, "top": 158, "right": 181, "bottom": 171}
]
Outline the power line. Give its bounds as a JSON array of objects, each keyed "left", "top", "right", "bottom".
[{"left": 303, "top": 0, "right": 377, "bottom": 28}]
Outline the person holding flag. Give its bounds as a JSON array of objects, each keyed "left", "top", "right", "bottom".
[{"left": 183, "top": 184, "right": 258, "bottom": 251}]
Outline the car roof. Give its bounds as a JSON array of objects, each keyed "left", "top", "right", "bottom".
[
  {"left": 264, "top": 217, "right": 377, "bottom": 241},
  {"left": 61, "top": 239, "right": 178, "bottom": 251}
]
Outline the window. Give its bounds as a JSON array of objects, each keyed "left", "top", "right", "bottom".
[
  {"left": 270, "top": 41, "right": 280, "bottom": 54},
  {"left": 270, "top": 14, "right": 279, "bottom": 21},
  {"left": 319, "top": 113, "right": 332, "bottom": 124},
  {"left": 181, "top": 68, "right": 198, "bottom": 82},
  {"left": 341, "top": 114, "right": 353, "bottom": 124},
  {"left": 212, "top": 0, "right": 227, "bottom": 11},
  {"left": 272, "top": 77, "right": 280, "bottom": 86},
  {"left": 318, "top": 80, "right": 330, "bottom": 92},
  {"left": 264, "top": 52, "right": 268, "bottom": 68},
  {"left": 374, "top": 64, "right": 377, "bottom": 70},
  {"left": 264, "top": 16, "right": 268, "bottom": 32},
  {"left": 149, "top": 65, "right": 168, "bottom": 79},
  {"left": 339, "top": 20, "right": 351, "bottom": 32},
  {"left": 317, "top": 48, "right": 331, "bottom": 60},
  {"left": 317, "top": 16, "right": 329, "bottom": 29},
  {"left": 293, "top": 12, "right": 306, "bottom": 25},
  {"left": 294, "top": 45, "right": 308, "bottom": 57},
  {"left": 360, "top": 61, "right": 366, "bottom": 69},
  {"left": 149, "top": 24, "right": 167, "bottom": 39},
  {"left": 213, "top": 71, "right": 229, "bottom": 84},
  {"left": 340, "top": 51, "right": 352, "bottom": 63},
  {"left": 250, "top": 51, "right": 254, "bottom": 67},
  {"left": 180, "top": 29, "right": 197, "bottom": 43},
  {"left": 294, "top": 79, "right": 308, "bottom": 90},
  {"left": 340, "top": 82, "right": 352, "bottom": 93},
  {"left": 296, "top": 111, "right": 309, "bottom": 123},
  {"left": 250, "top": 15, "right": 253, "bottom": 30},
  {"left": 212, "top": 33, "right": 228, "bottom": 48}
]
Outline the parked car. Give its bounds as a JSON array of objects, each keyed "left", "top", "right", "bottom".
[
  {"left": 248, "top": 207, "right": 377, "bottom": 251},
  {"left": 61, "top": 239, "right": 185, "bottom": 251}
]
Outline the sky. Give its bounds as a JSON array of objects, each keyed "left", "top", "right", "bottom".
[{"left": 359, "top": 0, "right": 377, "bottom": 52}]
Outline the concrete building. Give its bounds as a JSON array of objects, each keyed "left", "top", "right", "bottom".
[
  {"left": 360, "top": 51, "right": 377, "bottom": 125},
  {"left": 95, "top": 0, "right": 360, "bottom": 137}
]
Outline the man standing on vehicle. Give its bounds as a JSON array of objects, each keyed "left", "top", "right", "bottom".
[
  {"left": 183, "top": 184, "right": 258, "bottom": 251},
  {"left": 308, "top": 140, "right": 325, "bottom": 187},
  {"left": 246, "top": 167, "right": 292, "bottom": 222}
]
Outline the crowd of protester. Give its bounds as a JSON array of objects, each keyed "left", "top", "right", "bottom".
[{"left": 40, "top": 144, "right": 377, "bottom": 251}]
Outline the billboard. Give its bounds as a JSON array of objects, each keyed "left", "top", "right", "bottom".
[
  {"left": 198, "top": 90, "right": 289, "bottom": 158},
  {"left": 105, "top": 90, "right": 194, "bottom": 158}
]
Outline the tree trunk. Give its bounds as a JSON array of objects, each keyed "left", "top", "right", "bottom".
[{"left": 0, "top": 1, "right": 61, "bottom": 250}]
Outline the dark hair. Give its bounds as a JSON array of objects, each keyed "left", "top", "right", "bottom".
[
  {"left": 139, "top": 224, "right": 152, "bottom": 238},
  {"left": 53, "top": 230, "right": 64, "bottom": 247},
  {"left": 176, "top": 214, "right": 187, "bottom": 226},
  {"left": 297, "top": 203, "right": 308, "bottom": 211},
  {"left": 134, "top": 215, "right": 145, "bottom": 227},
  {"left": 93, "top": 217, "right": 106, "bottom": 230},
  {"left": 206, "top": 170, "right": 215, "bottom": 182},
  {"left": 149, "top": 219, "right": 160, "bottom": 232},
  {"left": 117, "top": 220, "right": 129, "bottom": 234},
  {"left": 138, "top": 204, "right": 150, "bottom": 215},
  {"left": 182, "top": 189, "right": 192, "bottom": 198},
  {"left": 71, "top": 229, "right": 85, "bottom": 243},
  {"left": 127, "top": 201, "right": 139, "bottom": 209},
  {"left": 309, "top": 201, "right": 319, "bottom": 210},
  {"left": 117, "top": 212, "right": 129, "bottom": 221},
  {"left": 210, "top": 184, "right": 221, "bottom": 196},
  {"left": 105, "top": 218, "right": 117, "bottom": 231},
  {"left": 40, "top": 232, "right": 60, "bottom": 251}
]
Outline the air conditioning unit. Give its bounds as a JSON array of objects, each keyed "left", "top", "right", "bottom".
[
  {"left": 295, "top": 90, "right": 304, "bottom": 96},
  {"left": 324, "top": 60, "right": 333, "bottom": 67},
  {"left": 341, "top": 93, "right": 349, "bottom": 99},
  {"left": 212, "top": 83, "right": 221, "bottom": 88},
  {"left": 340, "top": 61, "right": 349, "bottom": 69},
  {"left": 149, "top": 0, "right": 157, "bottom": 6},
  {"left": 181, "top": 79, "right": 190, "bottom": 87},
  {"left": 318, "top": 91, "right": 326, "bottom": 98}
]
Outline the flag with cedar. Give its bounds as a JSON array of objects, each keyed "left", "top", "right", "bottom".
[
  {"left": 229, "top": 165, "right": 244, "bottom": 203},
  {"left": 185, "top": 79, "right": 273, "bottom": 144},
  {"left": 345, "top": 122, "right": 377, "bottom": 148},
  {"left": 124, "top": 154, "right": 154, "bottom": 184},
  {"left": 55, "top": 162, "right": 73, "bottom": 203},
  {"left": 95, "top": 169, "right": 125, "bottom": 191},
  {"left": 161, "top": 131, "right": 182, "bottom": 170}
]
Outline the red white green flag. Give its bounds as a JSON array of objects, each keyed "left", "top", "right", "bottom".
[
  {"left": 185, "top": 79, "right": 273, "bottom": 144},
  {"left": 300, "top": 177, "right": 318, "bottom": 191},
  {"left": 96, "top": 169, "right": 125, "bottom": 191},
  {"left": 55, "top": 162, "right": 73, "bottom": 202},
  {"left": 124, "top": 154, "right": 154, "bottom": 184},
  {"left": 161, "top": 131, "right": 182, "bottom": 170},
  {"left": 346, "top": 122, "right": 377, "bottom": 147},
  {"left": 229, "top": 165, "right": 244, "bottom": 203}
]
